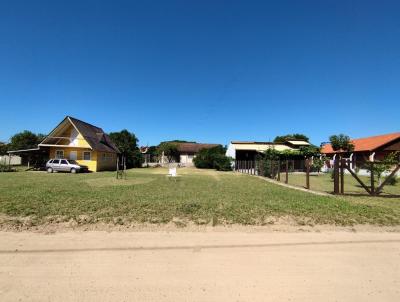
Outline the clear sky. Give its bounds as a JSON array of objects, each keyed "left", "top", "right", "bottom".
[{"left": 0, "top": 0, "right": 399, "bottom": 146}]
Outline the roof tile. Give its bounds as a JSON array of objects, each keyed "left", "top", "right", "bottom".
[{"left": 321, "top": 132, "right": 400, "bottom": 153}]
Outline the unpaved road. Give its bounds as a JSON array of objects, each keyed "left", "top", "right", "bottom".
[{"left": 0, "top": 231, "right": 399, "bottom": 301}]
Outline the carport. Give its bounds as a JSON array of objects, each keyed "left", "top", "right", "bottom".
[{"left": 7, "top": 147, "right": 49, "bottom": 170}]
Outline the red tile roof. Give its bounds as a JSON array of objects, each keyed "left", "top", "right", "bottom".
[{"left": 321, "top": 132, "right": 400, "bottom": 154}]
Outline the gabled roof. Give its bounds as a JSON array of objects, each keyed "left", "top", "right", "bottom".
[
  {"left": 229, "top": 140, "right": 310, "bottom": 152},
  {"left": 321, "top": 132, "right": 400, "bottom": 154},
  {"left": 176, "top": 143, "right": 220, "bottom": 153},
  {"left": 40, "top": 116, "right": 120, "bottom": 153},
  {"left": 285, "top": 140, "right": 310, "bottom": 146}
]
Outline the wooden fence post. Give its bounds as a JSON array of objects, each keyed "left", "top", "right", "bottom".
[
  {"left": 333, "top": 158, "right": 339, "bottom": 194},
  {"left": 340, "top": 158, "right": 345, "bottom": 194},
  {"left": 370, "top": 162, "right": 375, "bottom": 195},
  {"left": 277, "top": 160, "right": 281, "bottom": 181},
  {"left": 116, "top": 156, "right": 119, "bottom": 179},
  {"left": 306, "top": 158, "right": 310, "bottom": 189},
  {"left": 285, "top": 160, "right": 289, "bottom": 184}
]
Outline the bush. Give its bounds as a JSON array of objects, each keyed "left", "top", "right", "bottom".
[
  {"left": 0, "top": 162, "right": 16, "bottom": 172},
  {"left": 214, "top": 154, "right": 232, "bottom": 171},
  {"left": 193, "top": 146, "right": 232, "bottom": 171},
  {"left": 386, "top": 176, "right": 398, "bottom": 186}
]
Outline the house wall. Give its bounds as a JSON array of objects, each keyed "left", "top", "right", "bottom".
[
  {"left": 63, "top": 125, "right": 91, "bottom": 148},
  {"left": 180, "top": 153, "right": 195, "bottom": 166},
  {"left": 96, "top": 152, "right": 117, "bottom": 171},
  {"left": 49, "top": 147, "right": 98, "bottom": 172}
]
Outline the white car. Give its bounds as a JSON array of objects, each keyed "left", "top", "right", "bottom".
[{"left": 46, "top": 159, "right": 89, "bottom": 173}]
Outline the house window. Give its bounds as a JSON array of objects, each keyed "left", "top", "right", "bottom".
[
  {"left": 55, "top": 150, "right": 64, "bottom": 159},
  {"left": 83, "top": 151, "right": 91, "bottom": 161},
  {"left": 69, "top": 151, "right": 77, "bottom": 160},
  {"left": 102, "top": 153, "right": 113, "bottom": 161}
]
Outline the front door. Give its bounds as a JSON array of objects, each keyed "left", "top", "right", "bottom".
[{"left": 70, "top": 151, "right": 77, "bottom": 160}]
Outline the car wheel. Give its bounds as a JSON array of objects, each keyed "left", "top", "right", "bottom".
[
  {"left": 47, "top": 167, "right": 53, "bottom": 173},
  {"left": 70, "top": 168, "right": 77, "bottom": 174}
]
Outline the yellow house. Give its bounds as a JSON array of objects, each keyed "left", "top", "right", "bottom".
[{"left": 39, "top": 116, "right": 119, "bottom": 172}]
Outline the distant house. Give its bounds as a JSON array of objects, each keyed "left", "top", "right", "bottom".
[
  {"left": 142, "top": 142, "right": 220, "bottom": 166},
  {"left": 176, "top": 143, "right": 220, "bottom": 166},
  {"left": 321, "top": 132, "right": 400, "bottom": 165},
  {"left": 226, "top": 139, "right": 311, "bottom": 171},
  {"left": 38, "top": 116, "right": 119, "bottom": 172},
  {"left": 226, "top": 140, "right": 310, "bottom": 161}
]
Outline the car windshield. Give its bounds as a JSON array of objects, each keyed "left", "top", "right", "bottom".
[{"left": 68, "top": 160, "right": 78, "bottom": 164}]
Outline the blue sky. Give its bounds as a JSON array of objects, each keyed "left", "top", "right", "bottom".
[{"left": 0, "top": 0, "right": 399, "bottom": 146}]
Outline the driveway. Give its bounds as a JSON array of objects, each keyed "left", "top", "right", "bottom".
[{"left": 0, "top": 231, "right": 399, "bottom": 301}]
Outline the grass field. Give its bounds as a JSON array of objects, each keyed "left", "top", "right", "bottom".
[{"left": 0, "top": 167, "right": 399, "bottom": 227}]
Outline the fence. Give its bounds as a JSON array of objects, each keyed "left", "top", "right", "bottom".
[
  {"left": 0, "top": 155, "right": 21, "bottom": 166},
  {"left": 235, "top": 159, "right": 312, "bottom": 189},
  {"left": 332, "top": 158, "right": 400, "bottom": 196},
  {"left": 236, "top": 158, "right": 400, "bottom": 196}
]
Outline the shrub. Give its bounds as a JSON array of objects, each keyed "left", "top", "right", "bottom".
[
  {"left": 0, "top": 162, "right": 16, "bottom": 172},
  {"left": 193, "top": 146, "right": 232, "bottom": 171},
  {"left": 386, "top": 176, "right": 398, "bottom": 186},
  {"left": 214, "top": 154, "right": 232, "bottom": 171}
]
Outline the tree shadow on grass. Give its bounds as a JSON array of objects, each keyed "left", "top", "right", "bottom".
[{"left": 339, "top": 193, "right": 400, "bottom": 199}]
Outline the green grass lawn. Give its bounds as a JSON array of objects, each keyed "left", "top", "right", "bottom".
[{"left": 0, "top": 167, "right": 399, "bottom": 227}]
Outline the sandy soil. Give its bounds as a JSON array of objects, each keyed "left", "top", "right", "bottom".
[
  {"left": 2, "top": 213, "right": 400, "bottom": 233},
  {"left": 0, "top": 230, "right": 399, "bottom": 301}
]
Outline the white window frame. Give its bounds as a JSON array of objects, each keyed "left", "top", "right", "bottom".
[
  {"left": 55, "top": 150, "right": 64, "bottom": 159},
  {"left": 83, "top": 151, "right": 91, "bottom": 161}
]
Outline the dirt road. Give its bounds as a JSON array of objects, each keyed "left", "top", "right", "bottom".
[{"left": 0, "top": 231, "right": 399, "bottom": 301}]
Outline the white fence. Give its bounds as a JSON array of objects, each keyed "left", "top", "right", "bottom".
[{"left": 0, "top": 155, "right": 21, "bottom": 166}]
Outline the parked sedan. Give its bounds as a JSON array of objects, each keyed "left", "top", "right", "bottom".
[{"left": 46, "top": 159, "right": 89, "bottom": 173}]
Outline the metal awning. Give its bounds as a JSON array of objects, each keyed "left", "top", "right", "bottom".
[{"left": 7, "top": 147, "right": 48, "bottom": 154}]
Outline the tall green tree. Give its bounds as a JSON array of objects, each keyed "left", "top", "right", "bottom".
[
  {"left": 109, "top": 130, "right": 143, "bottom": 168},
  {"left": 273, "top": 134, "right": 309, "bottom": 143},
  {"left": 156, "top": 142, "right": 179, "bottom": 163},
  {"left": 299, "top": 145, "right": 320, "bottom": 158},
  {"left": 193, "top": 145, "right": 232, "bottom": 171},
  {"left": 9, "top": 130, "right": 43, "bottom": 151},
  {"left": 0, "top": 142, "right": 8, "bottom": 155},
  {"left": 329, "top": 134, "right": 354, "bottom": 153}
]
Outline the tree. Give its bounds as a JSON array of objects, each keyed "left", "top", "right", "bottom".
[
  {"left": 109, "top": 130, "right": 143, "bottom": 168},
  {"left": 0, "top": 143, "right": 8, "bottom": 155},
  {"left": 367, "top": 152, "right": 399, "bottom": 186},
  {"left": 156, "top": 142, "right": 179, "bottom": 163},
  {"left": 193, "top": 146, "right": 232, "bottom": 171},
  {"left": 9, "top": 130, "right": 42, "bottom": 151},
  {"left": 299, "top": 145, "right": 320, "bottom": 158},
  {"left": 329, "top": 134, "right": 354, "bottom": 153},
  {"left": 273, "top": 134, "right": 309, "bottom": 143},
  {"left": 311, "top": 157, "right": 325, "bottom": 173}
]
